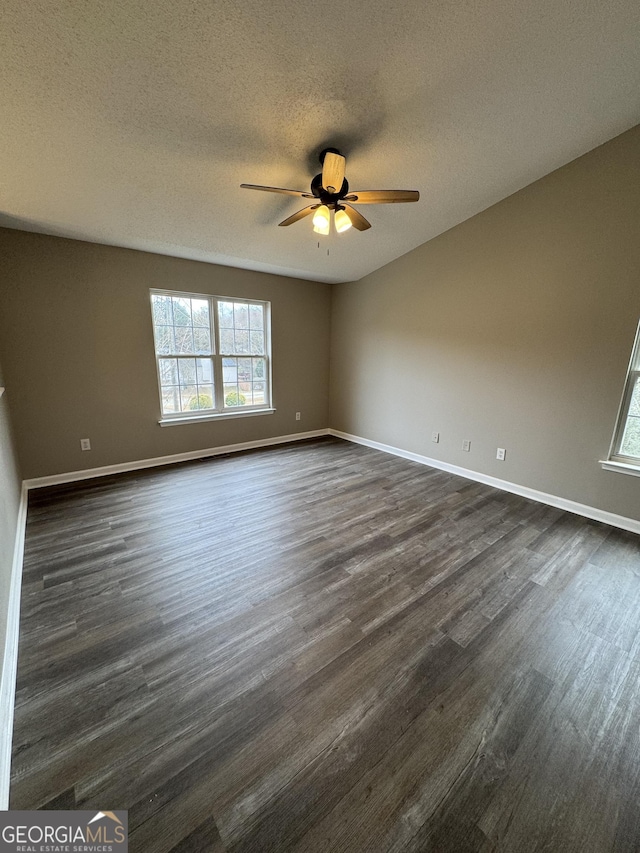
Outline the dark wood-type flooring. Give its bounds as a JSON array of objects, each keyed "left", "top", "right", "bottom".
[{"left": 11, "top": 437, "right": 640, "bottom": 851}]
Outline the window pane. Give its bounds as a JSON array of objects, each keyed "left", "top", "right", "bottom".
[
  {"left": 191, "top": 299, "right": 209, "bottom": 328},
  {"left": 193, "top": 327, "right": 211, "bottom": 354},
  {"left": 161, "top": 387, "right": 179, "bottom": 414},
  {"left": 172, "top": 297, "right": 191, "bottom": 326},
  {"left": 174, "top": 327, "right": 195, "bottom": 354},
  {"left": 253, "top": 381, "right": 266, "bottom": 406},
  {"left": 196, "top": 358, "right": 213, "bottom": 383},
  {"left": 179, "top": 385, "right": 198, "bottom": 411},
  {"left": 216, "top": 301, "right": 266, "bottom": 355},
  {"left": 237, "top": 358, "right": 251, "bottom": 381},
  {"left": 155, "top": 326, "right": 174, "bottom": 355},
  {"left": 224, "top": 385, "right": 247, "bottom": 407},
  {"left": 234, "top": 329, "right": 250, "bottom": 354},
  {"left": 195, "top": 385, "right": 214, "bottom": 410},
  {"left": 220, "top": 358, "right": 268, "bottom": 407},
  {"left": 159, "top": 358, "right": 178, "bottom": 385},
  {"left": 249, "top": 304, "right": 264, "bottom": 330},
  {"left": 252, "top": 357, "right": 266, "bottom": 380},
  {"left": 219, "top": 329, "right": 234, "bottom": 354},
  {"left": 234, "top": 302, "right": 249, "bottom": 329},
  {"left": 218, "top": 301, "right": 234, "bottom": 328},
  {"left": 620, "top": 420, "right": 640, "bottom": 457},
  {"left": 620, "top": 378, "right": 640, "bottom": 457},
  {"left": 222, "top": 357, "right": 237, "bottom": 384},
  {"left": 250, "top": 331, "right": 265, "bottom": 355},
  {"left": 152, "top": 295, "right": 173, "bottom": 326},
  {"left": 178, "top": 359, "right": 196, "bottom": 384}
]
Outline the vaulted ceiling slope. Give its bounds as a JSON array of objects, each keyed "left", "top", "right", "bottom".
[{"left": 1, "top": 0, "right": 639, "bottom": 284}]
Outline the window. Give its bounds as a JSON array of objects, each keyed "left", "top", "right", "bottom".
[
  {"left": 150, "top": 290, "right": 271, "bottom": 422},
  {"left": 606, "top": 319, "right": 640, "bottom": 469}
]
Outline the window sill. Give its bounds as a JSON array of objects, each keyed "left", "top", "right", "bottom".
[
  {"left": 599, "top": 459, "right": 640, "bottom": 478},
  {"left": 159, "top": 408, "right": 275, "bottom": 427}
]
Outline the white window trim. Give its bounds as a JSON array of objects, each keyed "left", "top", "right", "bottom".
[
  {"left": 599, "top": 459, "right": 640, "bottom": 478},
  {"left": 601, "top": 319, "right": 640, "bottom": 476},
  {"left": 150, "top": 288, "right": 272, "bottom": 422},
  {"left": 159, "top": 408, "right": 276, "bottom": 427}
]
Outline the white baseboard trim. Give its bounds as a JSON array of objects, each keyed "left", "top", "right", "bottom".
[
  {"left": 329, "top": 429, "right": 640, "bottom": 536},
  {"left": 24, "top": 429, "right": 331, "bottom": 490},
  {"left": 0, "top": 483, "right": 28, "bottom": 808}
]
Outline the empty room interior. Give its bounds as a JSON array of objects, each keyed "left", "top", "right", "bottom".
[{"left": 1, "top": 1, "right": 640, "bottom": 850}]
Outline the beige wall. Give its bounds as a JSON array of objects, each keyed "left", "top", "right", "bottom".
[
  {"left": 0, "top": 359, "right": 21, "bottom": 658},
  {"left": 0, "top": 231, "right": 331, "bottom": 479},
  {"left": 330, "top": 125, "right": 640, "bottom": 521}
]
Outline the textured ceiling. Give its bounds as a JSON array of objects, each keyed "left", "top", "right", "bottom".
[{"left": 1, "top": 0, "right": 639, "bottom": 284}]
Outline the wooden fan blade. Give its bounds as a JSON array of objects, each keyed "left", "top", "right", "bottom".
[
  {"left": 343, "top": 204, "right": 371, "bottom": 231},
  {"left": 241, "top": 184, "right": 314, "bottom": 198},
  {"left": 344, "top": 190, "right": 419, "bottom": 204},
  {"left": 322, "top": 153, "right": 346, "bottom": 193},
  {"left": 278, "top": 205, "right": 319, "bottom": 227}
]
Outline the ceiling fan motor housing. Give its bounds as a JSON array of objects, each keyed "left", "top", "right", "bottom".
[{"left": 311, "top": 173, "right": 349, "bottom": 206}]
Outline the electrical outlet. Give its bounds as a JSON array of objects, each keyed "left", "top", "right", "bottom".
[
  {"left": 462, "top": 440, "right": 471, "bottom": 452},
  {"left": 431, "top": 431, "right": 440, "bottom": 443},
  {"left": 80, "top": 438, "right": 91, "bottom": 451},
  {"left": 496, "top": 447, "right": 506, "bottom": 461},
  {"left": 295, "top": 412, "right": 301, "bottom": 421}
]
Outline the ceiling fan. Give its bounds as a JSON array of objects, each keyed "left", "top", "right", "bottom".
[{"left": 241, "top": 148, "right": 419, "bottom": 235}]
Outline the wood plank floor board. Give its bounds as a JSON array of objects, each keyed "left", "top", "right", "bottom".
[
  {"left": 286, "top": 585, "right": 553, "bottom": 853},
  {"left": 11, "top": 437, "right": 640, "bottom": 851},
  {"left": 167, "top": 816, "right": 227, "bottom": 852},
  {"left": 390, "top": 666, "right": 555, "bottom": 853},
  {"left": 76, "top": 682, "right": 293, "bottom": 813},
  {"left": 218, "top": 582, "right": 551, "bottom": 852}
]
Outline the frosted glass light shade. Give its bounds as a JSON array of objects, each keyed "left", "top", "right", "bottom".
[
  {"left": 312, "top": 205, "right": 330, "bottom": 235},
  {"left": 335, "top": 208, "right": 352, "bottom": 233}
]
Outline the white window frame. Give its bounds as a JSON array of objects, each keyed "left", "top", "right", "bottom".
[
  {"left": 601, "top": 319, "right": 640, "bottom": 477},
  {"left": 150, "top": 289, "right": 273, "bottom": 426}
]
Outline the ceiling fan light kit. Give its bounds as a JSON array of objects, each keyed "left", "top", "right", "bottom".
[
  {"left": 312, "top": 204, "right": 331, "bottom": 235},
  {"left": 334, "top": 207, "right": 352, "bottom": 233},
  {"left": 241, "top": 148, "right": 419, "bottom": 237}
]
